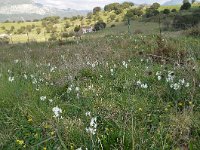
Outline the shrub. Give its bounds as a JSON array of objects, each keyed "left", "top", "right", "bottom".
[
  {"left": 0, "top": 37, "right": 9, "bottom": 45},
  {"left": 94, "top": 21, "right": 106, "bottom": 31},
  {"left": 1, "top": 26, "right": 6, "bottom": 30},
  {"left": 64, "top": 22, "right": 71, "bottom": 28},
  {"left": 180, "top": 2, "right": 191, "bottom": 10},
  {"left": 110, "top": 14, "right": 116, "bottom": 20},
  {"left": 163, "top": 9, "right": 170, "bottom": 15},
  {"left": 125, "top": 8, "right": 143, "bottom": 20},
  {"left": 134, "top": 29, "right": 143, "bottom": 34},
  {"left": 61, "top": 32, "right": 74, "bottom": 38},
  {"left": 171, "top": 9, "right": 177, "bottom": 12},
  {"left": 36, "top": 28, "right": 41, "bottom": 34},
  {"left": 121, "top": 2, "right": 134, "bottom": 9},
  {"left": 93, "top": 7, "right": 101, "bottom": 14},
  {"left": 111, "top": 24, "right": 116, "bottom": 28},
  {"left": 183, "top": 25, "right": 200, "bottom": 37},
  {"left": 146, "top": 9, "right": 160, "bottom": 18},
  {"left": 74, "top": 26, "right": 81, "bottom": 32},
  {"left": 173, "top": 13, "right": 200, "bottom": 29},
  {"left": 48, "top": 34, "right": 57, "bottom": 41},
  {"left": 150, "top": 3, "right": 160, "bottom": 10}
]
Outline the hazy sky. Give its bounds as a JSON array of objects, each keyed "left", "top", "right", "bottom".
[{"left": 35, "top": 0, "right": 169, "bottom": 10}]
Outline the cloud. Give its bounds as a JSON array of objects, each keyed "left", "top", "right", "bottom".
[{"left": 35, "top": 0, "right": 169, "bottom": 10}]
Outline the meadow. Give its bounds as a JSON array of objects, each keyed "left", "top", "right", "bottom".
[
  {"left": 0, "top": 18, "right": 200, "bottom": 150},
  {"left": 0, "top": 1, "right": 200, "bottom": 149}
]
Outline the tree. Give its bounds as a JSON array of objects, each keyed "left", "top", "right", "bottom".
[
  {"left": 94, "top": 21, "right": 106, "bottom": 31},
  {"left": 64, "top": 21, "right": 71, "bottom": 28},
  {"left": 121, "top": 2, "right": 134, "bottom": 9},
  {"left": 125, "top": 8, "right": 143, "bottom": 20},
  {"left": 74, "top": 26, "right": 81, "bottom": 32},
  {"left": 171, "top": 9, "right": 177, "bottom": 12},
  {"left": 104, "top": 3, "right": 122, "bottom": 14},
  {"left": 180, "top": 2, "right": 191, "bottom": 10},
  {"left": 93, "top": 7, "right": 101, "bottom": 14},
  {"left": 10, "top": 26, "right": 15, "bottom": 31},
  {"left": 146, "top": 8, "right": 159, "bottom": 18},
  {"left": 150, "top": 3, "right": 160, "bottom": 10},
  {"left": 1, "top": 26, "right": 5, "bottom": 30},
  {"left": 36, "top": 28, "right": 41, "bottom": 34},
  {"left": 110, "top": 14, "right": 116, "bottom": 20},
  {"left": 163, "top": 9, "right": 170, "bottom": 14}
]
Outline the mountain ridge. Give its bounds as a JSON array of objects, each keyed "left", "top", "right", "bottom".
[{"left": 0, "top": 0, "right": 89, "bottom": 22}]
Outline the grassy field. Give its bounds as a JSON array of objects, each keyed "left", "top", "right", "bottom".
[
  {"left": 0, "top": 2, "right": 199, "bottom": 44},
  {"left": 0, "top": 18, "right": 200, "bottom": 150}
]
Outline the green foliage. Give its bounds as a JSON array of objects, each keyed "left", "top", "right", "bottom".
[
  {"left": 150, "top": 2, "right": 161, "bottom": 10},
  {"left": 61, "top": 32, "right": 74, "bottom": 38},
  {"left": 110, "top": 24, "right": 116, "bottom": 28},
  {"left": 0, "top": 36, "right": 9, "bottom": 45},
  {"left": 146, "top": 8, "right": 160, "bottom": 18},
  {"left": 125, "top": 8, "right": 143, "bottom": 20},
  {"left": 183, "top": 25, "right": 200, "bottom": 36},
  {"left": 36, "top": 28, "right": 41, "bottom": 34},
  {"left": 17, "top": 26, "right": 26, "bottom": 34},
  {"left": 104, "top": 3, "right": 123, "bottom": 14},
  {"left": 171, "top": 9, "right": 177, "bottom": 12},
  {"left": 110, "top": 14, "right": 116, "bottom": 20},
  {"left": 48, "top": 33, "right": 57, "bottom": 41},
  {"left": 121, "top": 2, "right": 134, "bottom": 9},
  {"left": 42, "top": 16, "right": 60, "bottom": 27},
  {"left": 94, "top": 21, "right": 106, "bottom": 31},
  {"left": 26, "top": 25, "right": 32, "bottom": 32},
  {"left": 1, "top": 21, "right": 200, "bottom": 149},
  {"left": 74, "top": 26, "right": 81, "bottom": 32},
  {"left": 64, "top": 21, "right": 71, "bottom": 28},
  {"left": 163, "top": 9, "right": 171, "bottom": 14},
  {"left": 1, "top": 26, "right": 6, "bottom": 30},
  {"left": 180, "top": 2, "right": 191, "bottom": 10},
  {"left": 172, "top": 12, "right": 200, "bottom": 29},
  {"left": 93, "top": 7, "right": 101, "bottom": 14}
]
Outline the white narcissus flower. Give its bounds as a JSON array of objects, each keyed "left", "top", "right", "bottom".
[
  {"left": 52, "top": 106, "right": 62, "bottom": 118},
  {"left": 40, "top": 96, "right": 46, "bottom": 101},
  {"left": 8, "top": 76, "right": 14, "bottom": 82}
]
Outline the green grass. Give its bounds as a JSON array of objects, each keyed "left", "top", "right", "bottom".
[{"left": 0, "top": 21, "right": 200, "bottom": 149}]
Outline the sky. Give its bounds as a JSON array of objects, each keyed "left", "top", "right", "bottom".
[{"left": 35, "top": 0, "right": 169, "bottom": 10}]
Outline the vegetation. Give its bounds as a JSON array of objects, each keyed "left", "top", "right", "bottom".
[{"left": 0, "top": 1, "right": 200, "bottom": 149}]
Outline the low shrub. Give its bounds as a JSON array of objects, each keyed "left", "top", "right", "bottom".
[{"left": 183, "top": 25, "right": 200, "bottom": 37}]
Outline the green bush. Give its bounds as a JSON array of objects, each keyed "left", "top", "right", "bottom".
[
  {"left": 74, "top": 26, "right": 81, "bottom": 32},
  {"left": 36, "top": 28, "right": 41, "bottom": 34},
  {"left": 0, "top": 37, "right": 9, "bottom": 45},
  {"left": 163, "top": 9, "right": 170, "bottom": 15},
  {"left": 180, "top": 2, "right": 191, "bottom": 10},
  {"left": 125, "top": 8, "right": 143, "bottom": 20},
  {"left": 183, "top": 25, "right": 200, "bottom": 36},
  {"left": 173, "top": 13, "right": 200, "bottom": 29},
  {"left": 61, "top": 32, "right": 74, "bottom": 38},
  {"left": 171, "top": 9, "right": 177, "bottom": 12},
  {"left": 48, "top": 34, "right": 57, "bottom": 41},
  {"left": 110, "top": 24, "right": 116, "bottom": 28},
  {"left": 94, "top": 21, "right": 106, "bottom": 31}
]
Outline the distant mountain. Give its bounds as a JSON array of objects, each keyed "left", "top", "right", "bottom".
[
  {"left": 0, "top": 0, "right": 89, "bottom": 22},
  {"left": 163, "top": 0, "right": 200, "bottom": 6}
]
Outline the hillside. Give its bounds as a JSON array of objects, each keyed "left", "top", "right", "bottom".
[
  {"left": 0, "top": 2, "right": 200, "bottom": 149},
  {"left": 0, "top": 20, "right": 200, "bottom": 149},
  {"left": 0, "top": 0, "right": 89, "bottom": 22}
]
